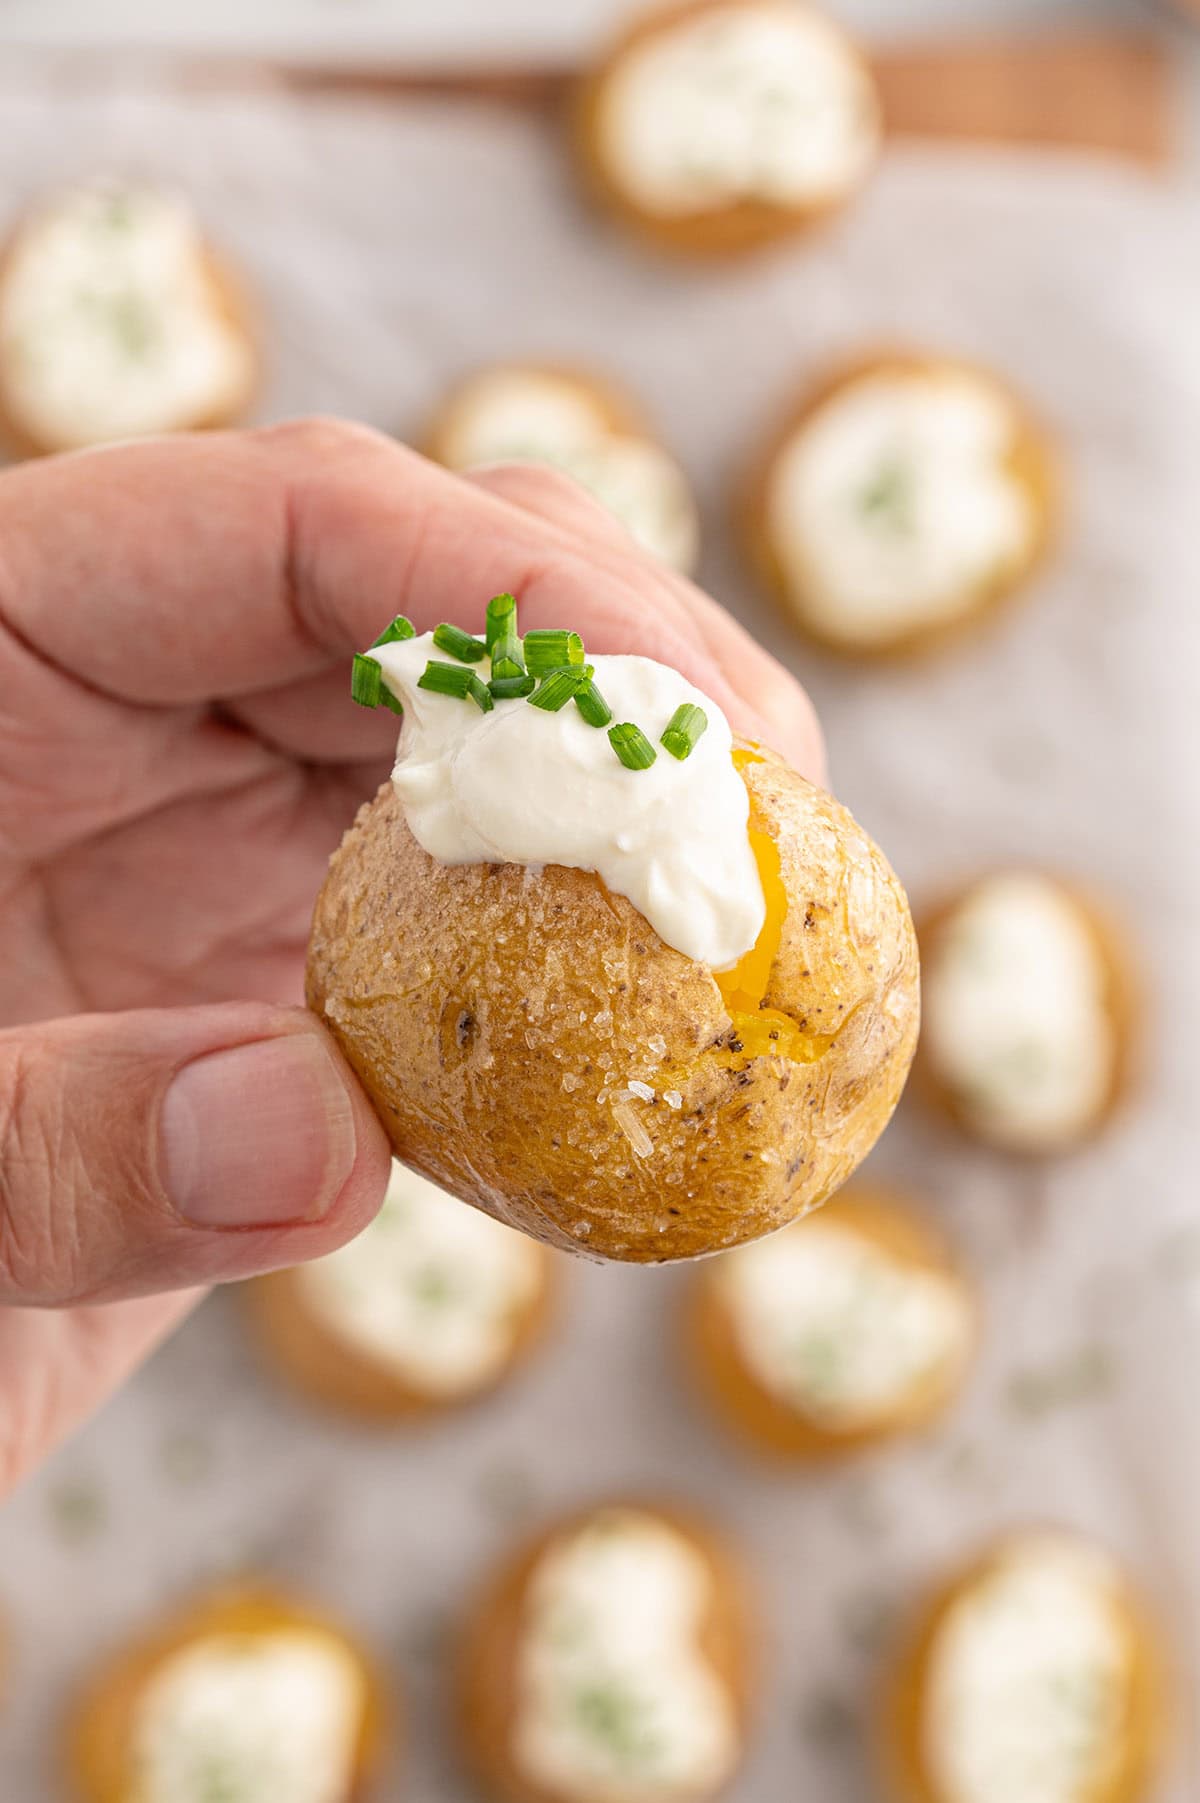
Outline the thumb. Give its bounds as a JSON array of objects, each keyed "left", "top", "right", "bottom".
[{"left": 0, "top": 1002, "right": 391, "bottom": 1307}]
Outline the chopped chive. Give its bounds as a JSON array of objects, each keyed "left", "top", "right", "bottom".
[
  {"left": 609, "top": 723, "right": 657, "bottom": 770},
  {"left": 433, "top": 622, "right": 487, "bottom": 663},
  {"left": 485, "top": 591, "right": 517, "bottom": 652},
  {"left": 525, "top": 630, "right": 585, "bottom": 675},
  {"left": 418, "top": 659, "right": 474, "bottom": 698},
  {"left": 380, "top": 687, "right": 405, "bottom": 717},
  {"left": 371, "top": 614, "right": 416, "bottom": 648},
  {"left": 574, "top": 679, "right": 612, "bottom": 728},
  {"left": 489, "top": 672, "right": 536, "bottom": 700},
  {"left": 528, "top": 668, "right": 582, "bottom": 712},
  {"left": 467, "top": 673, "right": 494, "bottom": 712},
  {"left": 490, "top": 627, "right": 526, "bottom": 681},
  {"left": 660, "top": 702, "right": 708, "bottom": 761},
  {"left": 351, "top": 653, "right": 382, "bottom": 707}
]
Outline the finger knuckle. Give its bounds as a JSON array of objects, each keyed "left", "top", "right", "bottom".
[
  {"left": 255, "top": 414, "right": 398, "bottom": 464},
  {"left": 0, "top": 1036, "right": 85, "bottom": 1304}
]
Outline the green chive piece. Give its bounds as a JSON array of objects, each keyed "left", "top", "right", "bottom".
[
  {"left": 609, "top": 723, "right": 657, "bottom": 770},
  {"left": 432, "top": 622, "right": 487, "bottom": 663},
  {"left": 489, "top": 672, "right": 537, "bottom": 700},
  {"left": 574, "top": 679, "right": 612, "bottom": 728},
  {"left": 418, "top": 659, "right": 475, "bottom": 699},
  {"left": 380, "top": 687, "right": 405, "bottom": 717},
  {"left": 660, "top": 703, "right": 708, "bottom": 761},
  {"left": 485, "top": 591, "right": 517, "bottom": 652},
  {"left": 371, "top": 614, "right": 416, "bottom": 648},
  {"left": 419, "top": 660, "right": 494, "bottom": 711},
  {"left": 525, "top": 629, "right": 585, "bottom": 675},
  {"left": 490, "top": 627, "right": 526, "bottom": 681},
  {"left": 528, "top": 668, "right": 581, "bottom": 712},
  {"left": 351, "top": 653, "right": 382, "bottom": 707}
]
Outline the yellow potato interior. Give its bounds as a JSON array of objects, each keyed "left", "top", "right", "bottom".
[{"left": 716, "top": 750, "right": 834, "bottom": 1063}]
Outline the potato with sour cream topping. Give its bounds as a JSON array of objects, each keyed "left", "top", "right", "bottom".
[
  {"left": 881, "top": 1532, "right": 1167, "bottom": 1803},
  {"left": 306, "top": 595, "right": 919, "bottom": 1263},
  {"left": 686, "top": 1184, "right": 976, "bottom": 1457},
  {"left": 743, "top": 351, "right": 1057, "bottom": 658},
  {"left": 576, "top": 0, "right": 881, "bottom": 256},
  {"left": 247, "top": 1158, "right": 556, "bottom": 1420},
  {"left": 425, "top": 364, "right": 700, "bottom": 574},
  {"left": 457, "top": 1502, "right": 754, "bottom": 1803},
  {"left": 917, "top": 872, "right": 1133, "bottom": 1155},
  {"left": 69, "top": 1586, "right": 389, "bottom": 1803},
  {"left": 0, "top": 181, "right": 257, "bottom": 459}
]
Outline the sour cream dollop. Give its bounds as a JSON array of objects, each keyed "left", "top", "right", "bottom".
[
  {"left": 129, "top": 1629, "right": 365, "bottom": 1803},
  {"left": 435, "top": 368, "right": 699, "bottom": 573},
  {"left": 596, "top": 1, "right": 880, "bottom": 217},
  {"left": 513, "top": 1509, "right": 740, "bottom": 1801},
  {"left": 716, "top": 1213, "right": 972, "bottom": 1429},
  {"left": 923, "top": 1536, "right": 1138, "bottom": 1803},
  {"left": 766, "top": 367, "right": 1038, "bottom": 646},
  {"left": 922, "top": 874, "right": 1116, "bottom": 1152},
  {"left": 368, "top": 632, "right": 765, "bottom": 971},
  {"left": 295, "top": 1160, "right": 544, "bottom": 1396},
  {"left": 0, "top": 181, "right": 253, "bottom": 452}
]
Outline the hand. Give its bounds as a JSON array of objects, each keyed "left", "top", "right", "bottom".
[{"left": 0, "top": 418, "right": 824, "bottom": 1494}]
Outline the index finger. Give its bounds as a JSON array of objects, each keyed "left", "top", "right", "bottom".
[{"left": 0, "top": 418, "right": 821, "bottom": 774}]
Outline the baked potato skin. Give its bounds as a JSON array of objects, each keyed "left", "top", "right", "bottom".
[
  {"left": 879, "top": 1538, "right": 1166, "bottom": 1803},
  {"left": 574, "top": 0, "right": 879, "bottom": 260},
  {"left": 0, "top": 242, "right": 258, "bottom": 461},
  {"left": 914, "top": 874, "right": 1135, "bottom": 1155},
  {"left": 306, "top": 746, "right": 919, "bottom": 1264},
  {"left": 244, "top": 1251, "right": 557, "bottom": 1423},
  {"left": 456, "top": 1502, "right": 755, "bottom": 1803},
  {"left": 741, "top": 350, "right": 1059, "bottom": 661},
  {"left": 68, "top": 1587, "right": 388, "bottom": 1803},
  {"left": 684, "top": 1185, "right": 975, "bottom": 1459}
]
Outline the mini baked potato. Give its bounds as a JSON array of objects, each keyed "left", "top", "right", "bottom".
[
  {"left": 917, "top": 870, "right": 1133, "bottom": 1155},
  {"left": 576, "top": 0, "right": 881, "bottom": 258},
  {"left": 881, "top": 1531, "right": 1166, "bottom": 1803},
  {"left": 69, "top": 1585, "right": 389, "bottom": 1803},
  {"left": 685, "top": 1183, "right": 976, "bottom": 1458},
  {"left": 246, "top": 1158, "right": 557, "bottom": 1421},
  {"left": 742, "top": 351, "right": 1056, "bottom": 659},
  {"left": 0, "top": 180, "right": 257, "bottom": 460},
  {"left": 308, "top": 719, "right": 919, "bottom": 1263},
  {"left": 424, "top": 363, "right": 700, "bottom": 574},
  {"left": 456, "top": 1501, "right": 755, "bottom": 1803}
]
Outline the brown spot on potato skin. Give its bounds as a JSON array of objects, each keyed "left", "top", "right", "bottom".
[{"left": 306, "top": 746, "right": 919, "bottom": 1263}]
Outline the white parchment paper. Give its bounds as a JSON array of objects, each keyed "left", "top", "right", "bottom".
[{"left": 0, "top": 67, "right": 1197, "bottom": 1803}]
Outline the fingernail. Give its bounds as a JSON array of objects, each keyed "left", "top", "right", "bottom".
[{"left": 162, "top": 1034, "right": 357, "bottom": 1229}]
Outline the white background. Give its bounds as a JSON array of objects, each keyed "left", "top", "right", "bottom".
[{"left": 0, "top": 0, "right": 1173, "bottom": 61}]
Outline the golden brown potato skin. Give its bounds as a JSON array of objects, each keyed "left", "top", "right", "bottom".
[
  {"left": 879, "top": 1536, "right": 1167, "bottom": 1803},
  {"left": 915, "top": 873, "right": 1135, "bottom": 1155},
  {"left": 0, "top": 239, "right": 258, "bottom": 461},
  {"left": 245, "top": 1247, "right": 557, "bottom": 1423},
  {"left": 741, "top": 350, "right": 1058, "bottom": 660},
  {"left": 306, "top": 747, "right": 919, "bottom": 1263},
  {"left": 575, "top": 0, "right": 880, "bottom": 259},
  {"left": 68, "top": 1586, "right": 389, "bottom": 1803},
  {"left": 685, "top": 1184, "right": 976, "bottom": 1459},
  {"left": 456, "top": 1502, "right": 755, "bottom": 1803}
]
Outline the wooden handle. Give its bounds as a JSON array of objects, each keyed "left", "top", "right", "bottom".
[
  {"left": 876, "top": 34, "right": 1173, "bottom": 167},
  {"left": 256, "top": 31, "right": 1174, "bottom": 169}
]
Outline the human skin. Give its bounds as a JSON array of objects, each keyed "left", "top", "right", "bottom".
[{"left": 0, "top": 419, "right": 824, "bottom": 1496}]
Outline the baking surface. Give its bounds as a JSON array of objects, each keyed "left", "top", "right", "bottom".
[{"left": 0, "top": 70, "right": 1198, "bottom": 1802}]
